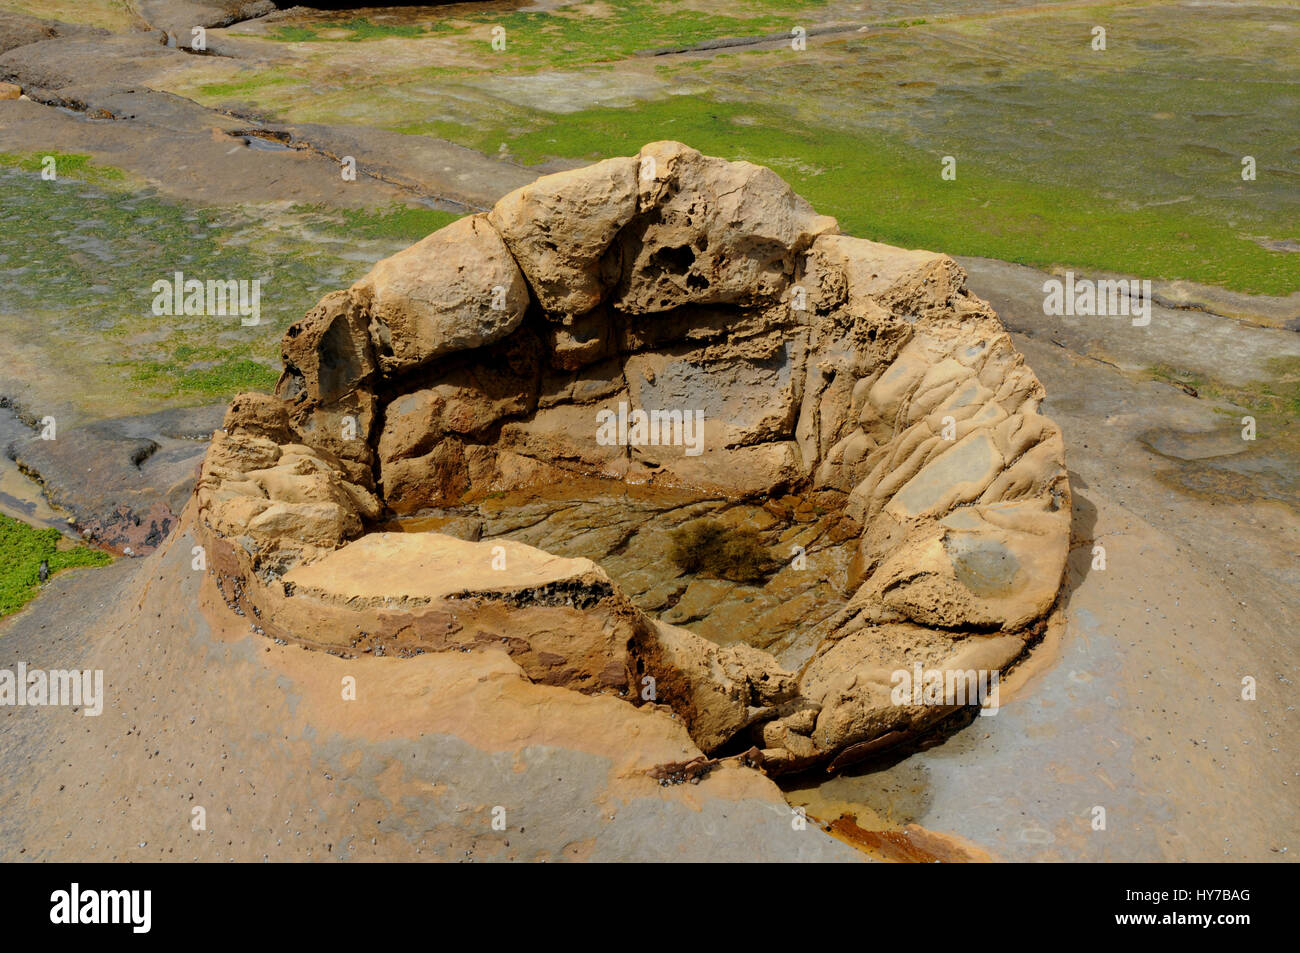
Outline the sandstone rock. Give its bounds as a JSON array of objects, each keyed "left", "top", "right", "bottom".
[
  {"left": 538, "top": 356, "right": 625, "bottom": 410},
  {"left": 489, "top": 156, "right": 639, "bottom": 316},
  {"left": 611, "top": 141, "right": 837, "bottom": 314},
  {"left": 196, "top": 431, "right": 376, "bottom": 568},
  {"left": 380, "top": 439, "right": 471, "bottom": 514},
  {"left": 278, "top": 289, "right": 376, "bottom": 406},
  {"left": 632, "top": 621, "right": 797, "bottom": 753},
  {"left": 191, "top": 141, "right": 1070, "bottom": 774},
  {"left": 223, "top": 392, "right": 294, "bottom": 443},
  {"left": 279, "top": 533, "right": 640, "bottom": 692},
  {"left": 636, "top": 441, "right": 803, "bottom": 497},
  {"left": 353, "top": 214, "right": 530, "bottom": 374},
  {"left": 135, "top": 0, "right": 276, "bottom": 36},
  {"left": 499, "top": 397, "right": 631, "bottom": 477},
  {"left": 623, "top": 332, "right": 805, "bottom": 450},
  {"left": 378, "top": 367, "right": 532, "bottom": 464},
  {"left": 544, "top": 307, "right": 616, "bottom": 371},
  {"left": 291, "top": 390, "right": 380, "bottom": 489},
  {"left": 802, "top": 626, "right": 1026, "bottom": 758},
  {"left": 0, "top": 81, "right": 20, "bottom": 100},
  {"left": 806, "top": 234, "right": 967, "bottom": 318}
]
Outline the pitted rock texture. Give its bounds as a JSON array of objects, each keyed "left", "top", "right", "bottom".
[{"left": 194, "top": 141, "right": 1071, "bottom": 773}]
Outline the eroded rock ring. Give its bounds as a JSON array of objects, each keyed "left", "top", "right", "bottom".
[{"left": 194, "top": 141, "right": 1071, "bottom": 773}]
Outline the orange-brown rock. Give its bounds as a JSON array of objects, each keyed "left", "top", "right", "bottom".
[{"left": 192, "top": 141, "right": 1071, "bottom": 771}]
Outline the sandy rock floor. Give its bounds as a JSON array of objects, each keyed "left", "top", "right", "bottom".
[{"left": 0, "top": 524, "right": 861, "bottom": 862}]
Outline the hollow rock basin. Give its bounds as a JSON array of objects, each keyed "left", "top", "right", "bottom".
[{"left": 195, "top": 141, "right": 1071, "bottom": 774}]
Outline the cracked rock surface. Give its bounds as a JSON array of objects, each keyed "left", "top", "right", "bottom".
[{"left": 194, "top": 141, "right": 1071, "bottom": 773}]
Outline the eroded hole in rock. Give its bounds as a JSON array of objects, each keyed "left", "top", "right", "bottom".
[
  {"left": 650, "top": 244, "right": 695, "bottom": 274},
  {"left": 381, "top": 483, "right": 856, "bottom": 664},
  {"left": 194, "top": 141, "right": 1071, "bottom": 774}
]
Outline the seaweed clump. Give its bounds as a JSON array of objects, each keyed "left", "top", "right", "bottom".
[{"left": 668, "top": 518, "right": 774, "bottom": 583}]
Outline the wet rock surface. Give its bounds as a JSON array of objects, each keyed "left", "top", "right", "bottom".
[
  {"left": 2, "top": 402, "right": 224, "bottom": 555},
  {"left": 136, "top": 1, "right": 277, "bottom": 40},
  {"left": 0, "top": 9, "right": 538, "bottom": 212},
  {"left": 194, "top": 143, "right": 1072, "bottom": 773},
  {"left": 390, "top": 482, "right": 857, "bottom": 662},
  {"left": 0, "top": 11, "right": 101, "bottom": 58}
]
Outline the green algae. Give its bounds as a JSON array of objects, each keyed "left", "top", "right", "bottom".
[
  {"left": 0, "top": 163, "right": 412, "bottom": 413},
  {"left": 0, "top": 513, "right": 112, "bottom": 618}
]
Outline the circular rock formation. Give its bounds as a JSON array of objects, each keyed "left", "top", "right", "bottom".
[{"left": 194, "top": 141, "right": 1071, "bottom": 773}]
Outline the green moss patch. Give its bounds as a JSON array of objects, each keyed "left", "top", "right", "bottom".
[
  {"left": 0, "top": 514, "right": 112, "bottom": 618},
  {"left": 1149, "top": 357, "right": 1300, "bottom": 419},
  {"left": 432, "top": 94, "right": 1297, "bottom": 297},
  {"left": 266, "top": 17, "right": 457, "bottom": 44},
  {"left": 0, "top": 151, "right": 127, "bottom": 185},
  {"left": 290, "top": 203, "right": 462, "bottom": 242}
]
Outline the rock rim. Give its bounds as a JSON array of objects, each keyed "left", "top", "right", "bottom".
[{"left": 193, "top": 141, "right": 1071, "bottom": 773}]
